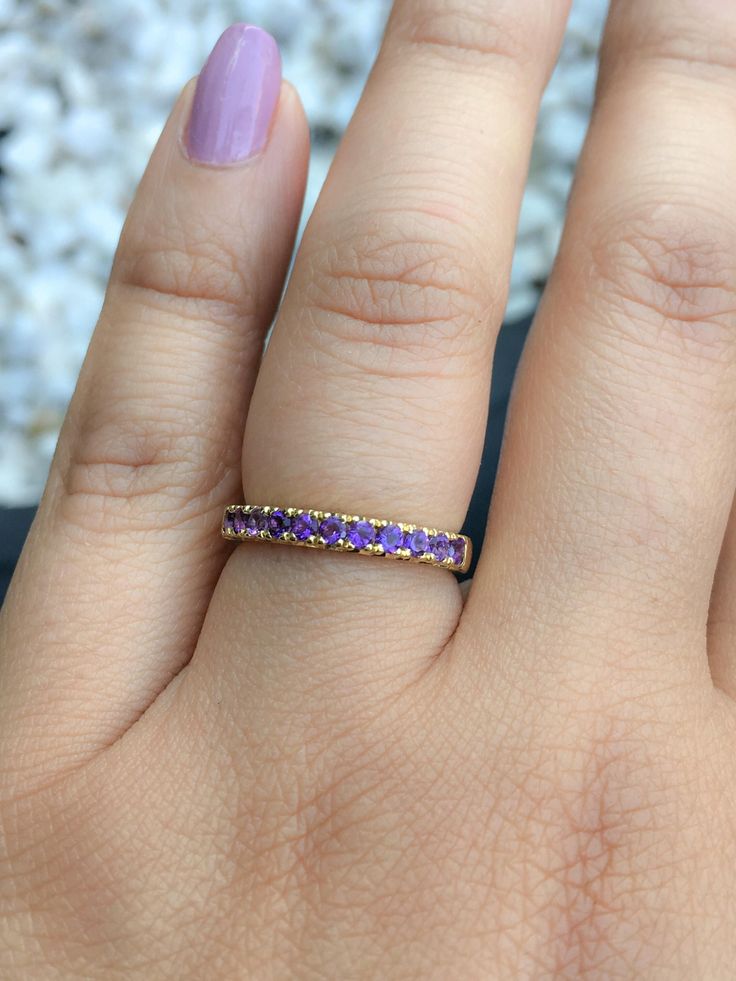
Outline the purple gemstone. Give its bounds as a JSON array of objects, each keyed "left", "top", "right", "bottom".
[
  {"left": 449, "top": 538, "right": 465, "bottom": 566},
  {"left": 378, "top": 523, "right": 403, "bottom": 554},
  {"left": 347, "top": 520, "right": 376, "bottom": 549},
  {"left": 404, "top": 528, "right": 429, "bottom": 557},
  {"left": 245, "top": 509, "right": 261, "bottom": 536},
  {"left": 320, "top": 515, "right": 346, "bottom": 546},
  {"left": 223, "top": 510, "right": 236, "bottom": 534},
  {"left": 429, "top": 533, "right": 450, "bottom": 562},
  {"left": 232, "top": 508, "right": 247, "bottom": 535},
  {"left": 267, "top": 509, "right": 289, "bottom": 538},
  {"left": 292, "top": 511, "right": 319, "bottom": 541}
]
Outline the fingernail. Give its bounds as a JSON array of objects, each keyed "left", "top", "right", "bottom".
[{"left": 186, "top": 24, "right": 281, "bottom": 165}]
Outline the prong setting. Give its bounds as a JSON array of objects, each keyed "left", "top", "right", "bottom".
[{"left": 222, "top": 505, "right": 471, "bottom": 573}]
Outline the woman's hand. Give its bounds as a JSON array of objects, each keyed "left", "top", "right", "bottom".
[{"left": 3, "top": 3, "right": 736, "bottom": 976}]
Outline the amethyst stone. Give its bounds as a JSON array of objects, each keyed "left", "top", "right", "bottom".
[
  {"left": 245, "top": 509, "right": 261, "bottom": 536},
  {"left": 267, "top": 509, "right": 289, "bottom": 538},
  {"left": 255, "top": 509, "right": 269, "bottom": 533},
  {"left": 404, "top": 528, "right": 429, "bottom": 557},
  {"left": 377, "top": 523, "right": 403, "bottom": 554},
  {"left": 347, "top": 520, "right": 375, "bottom": 549},
  {"left": 319, "top": 515, "right": 346, "bottom": 546},
  {"left": 449, "top": 538, "right": 465, "bottom": 566},
  {"left": 292, "top": 511, "right": 319, "bottom": 541},
  {"left": 232, "top": 508, "right": 247, "bottom": 535},
  {"left": 429, "top": 533, "right": 450, "bottom": 562},
  {"left": 223, "top": 510, "right": 236, "bottom": 534}
]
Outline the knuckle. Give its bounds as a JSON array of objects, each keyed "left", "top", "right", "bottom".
[
  {"left": 601, "top": 5, "right": 736, "bottom": 84},
  {"left": 394, "top": 0, "right": 545, "bottom": 68},
  {"left": 581, "top": 202, "right": 736, "bottom": 361},
  {"left": 58, "top": 396, "right": 233, "bottom": 536},
  {"left": 299, "top": 213, "right": 498, "bottom": 378},
  {"left": 114, "top": 219, "right": 258, "bottom": 329}
]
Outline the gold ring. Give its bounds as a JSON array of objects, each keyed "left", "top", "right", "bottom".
[{"left": 222, "top": 505, "right": 471, "bottom": 573}]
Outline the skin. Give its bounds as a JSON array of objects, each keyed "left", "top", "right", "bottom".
[{"left": 2, "top": 0, "right": 736, "bottom": 975}]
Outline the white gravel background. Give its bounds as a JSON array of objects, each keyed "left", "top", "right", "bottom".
[{"left": 0, "top": 0, "right": 607, "bottom": 505}]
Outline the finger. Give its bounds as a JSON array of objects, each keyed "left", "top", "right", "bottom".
[
  {"left": 187, "top": 0, "right": 571, "bottom": 715},
  {"left": 0, "top": 25, "right": 309, "bottom": 785},
  {"left": 469, "top": 0, "right": 736, "bottom": 689},
  {"left": 246, "top": 0, "right": 569, "bottom": 528}
]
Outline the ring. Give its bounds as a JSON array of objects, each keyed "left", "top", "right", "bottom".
[{"left": 222, "top": 505, "right": 472, "bottom": 573}]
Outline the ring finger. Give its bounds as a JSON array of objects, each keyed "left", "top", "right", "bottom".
[{"left": 191, "top": 0, "right": 571, "bottom": 705}]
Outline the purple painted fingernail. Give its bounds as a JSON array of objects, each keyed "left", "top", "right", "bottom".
[{"left": 186, "top": 24, "right": 281, "bottom": 165}]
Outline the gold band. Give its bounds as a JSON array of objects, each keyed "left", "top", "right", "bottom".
[{"left": 222, "top": 504, "right": 471, "bottom": 573}]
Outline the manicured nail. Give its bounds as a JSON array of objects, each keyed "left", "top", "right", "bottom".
[{"left": 186, "top": 24, "right": 281, "bottom": 165}]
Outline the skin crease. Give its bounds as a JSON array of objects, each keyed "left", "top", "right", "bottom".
[{"left": 4, "top": 0, "right": 736, "bottom": 977}]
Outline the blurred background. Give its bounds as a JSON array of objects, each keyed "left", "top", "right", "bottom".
[{"left": 0, "top": 0, "right": 607, "bottom": 507}]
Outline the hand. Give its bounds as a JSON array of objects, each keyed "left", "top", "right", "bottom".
[{"left": 3, "top": 4, "right": 736, "bottom": 976}]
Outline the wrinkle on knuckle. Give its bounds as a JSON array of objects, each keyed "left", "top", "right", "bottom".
[
  {"left": 601, "top": 6, "right": 736, "bottom": 85},
  {"left": 580, "top": 203, "right": 736, "bottom": 364},
  {"left": 394, "top": 0, "right": 545, "bottom": 70},
  {"left": 298, "top": 218, "right": 497, "bottom": 380},
  {"left": 115, "top": 229, "right": 257, "bottom": 328},
  {"left": 58, "top": 409, "right": 233, "bottom": 536}
]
